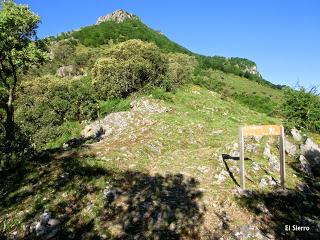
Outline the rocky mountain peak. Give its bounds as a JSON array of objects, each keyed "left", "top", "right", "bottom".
[{"left": 96, "top": 9, "right": 138, "bottom": 24}]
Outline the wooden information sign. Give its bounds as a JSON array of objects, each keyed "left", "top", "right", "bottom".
[{"left": 239, "top": 125, "right": 285, "bottom": 189}]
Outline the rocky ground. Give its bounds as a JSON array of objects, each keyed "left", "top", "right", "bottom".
[{"left": 1, "top": 85, "right": 320, "bottom": 239}]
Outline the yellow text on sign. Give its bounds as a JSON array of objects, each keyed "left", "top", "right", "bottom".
[{"left": 242, "top": 125, "right": 281, "bottom": 136}]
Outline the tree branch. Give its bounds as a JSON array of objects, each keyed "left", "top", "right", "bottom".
[{"left": 0, "top": 57, "right": 10, "bottom": 89}]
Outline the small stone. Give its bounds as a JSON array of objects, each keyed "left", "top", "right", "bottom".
[
  {"left": 291, "top": 128, "right": 302, "bottom": 142},
  {"left": 253, "top": 136, "right": 262, "bottom": 142},
  {"left": 259, "top": 178, "right": 268, "bottom": 187},
  {"left": 197, "top": 166, "right": 210, "bottom": 174},
  {"left": 257, "top": 203, "right": 269, "bottom": 213},
  {"left": 103, "top": 188, "right": 122, "bottom": 204},
  {"left": 48, "top": 219, "right": 60, "bottom": 227},
  {"left": 246, "top": 144, "right": 258, "bottom": 153},
  {"left": 252, "top": 162, "right": 260, "bottom": 171},
  {"left": 62, "top": 143, "right": 69, "bottom": 150},
  {"left": 233, "top": 142, "right": 239, "bottom": 149},
  {"left": 45, "top": 219, "right": 61, "bottom": 239},
  {"left": 263, "top": 145, "right": 271, "bottom": 158},
  {"left": 267, "top": 175, "right": 277, "bottom": 186},
  {"left": 214, "top": 170, "right": 228, "bottom": 183},
  {"left": 269, "top": 155, "right": 280, "bottom": 172},
  {"left": 35, "top": 222, "right": 46, "bottom": 236},
  {"left": 40, "top": 212, "right": 51, "bottom": 225},
  {"left": 231, "top": 150, "right": 240, "bottom": 157}
]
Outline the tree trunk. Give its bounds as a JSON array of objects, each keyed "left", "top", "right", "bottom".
[{"left": 5, "top": 88, "right": 15, "bottom": 143}]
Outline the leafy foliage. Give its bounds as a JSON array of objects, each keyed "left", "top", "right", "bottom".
[
  {"left": 0, "top": 0, "right": 48, "bottom": 167},
  {"left": 164, "top": 53, "right": 197, "bottom": 91},
  {"left": 92, "top": 39, "right": 168, "bottom": 99},
  {"left": 281, "top": 87, "right": 320, "bottom": 133},
  {"left": 68, "top": 18, "right": 190, "bottom": 54},
  {"left": 232, "top": 93, "right": 276, "bottom": 115},
  {"left": 16, "top": 75, "right": 98, "bottom": 148},
  {"left": 195, "top": 55, "right": 282, "bottom": 88}
]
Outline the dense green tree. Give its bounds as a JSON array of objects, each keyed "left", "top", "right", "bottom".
[
  {"left": 281, "top": 87, "right": 320, "bottom": 133},
  {"left": 16, "top": 75, "right": 98, "bottom": 148},
  {"left": 164, "top": 53, "right": 197, "bottom": 90},
  {"left": 92, "top": 39, "right": 168, "bottom": 99},
  {"left": 0, "top": 0, "right": 48, "bottom": 144}
]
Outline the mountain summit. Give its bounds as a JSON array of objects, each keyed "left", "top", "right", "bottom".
[{"left": 96, "top": 9, "right": 138, "bottom": 24}]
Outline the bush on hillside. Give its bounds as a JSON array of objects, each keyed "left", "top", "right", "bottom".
[
  {"left": 281, "top": 87, "right": 320, "bottom": 133},
  {"left": 92, "top": 39, "right": 168, "bottom": 99},
  {"left": 164, "top": 53, "right": 197, "bottom": 91},
  {"left": 16, "top": 75, "right": 98, "bottom": 148},
  {"left": 233, "top": 93, "right": 276, "bottom": 115},
  {"left": 50, "top": 38, "right": 79, "bottom": 65}
]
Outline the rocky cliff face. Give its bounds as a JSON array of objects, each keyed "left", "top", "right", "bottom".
[
  {"left": 96, "top": 9, "right": 138, "bottom": 24},
  {"left": 245, "top": 65, "right": 259, "bottom": 75}
]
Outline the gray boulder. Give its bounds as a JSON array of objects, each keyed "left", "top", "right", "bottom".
[
  {"left": 299, "top": 155, "right": 313, "bottom": 177},
  {"left": 269, "top": 155, "right": 280, "bottom": 172},
  {"left": 301, "top": 138, "right": 320, "bottom": 169},
  {"left": 29, "top": 212, "right": 61, "bottom": 240},
  {"left": 291, "top": 128, "right": 303, "bottom": 142},
  {"left": 301, "top": 138, "right": 320, "bottom": 155},
  {"left": 263, "top": 144, "right": 271, "bottom": 158},
  {"left": 285, "top": 139, "right": 297, "bottom": 156},
  {"left": 56, "top": 65, "right": 79, "bottom": 78},
  {"left": 82, "top": 111, "right": 133, "bottom": 140},
  {"left": 259, "top": 178, "right": 268, "bottom": 187},
  {"left": 82, "top": 99, "right": 169, "bottom": 140}
]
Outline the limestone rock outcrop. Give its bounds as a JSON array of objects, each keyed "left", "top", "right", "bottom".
[{"left": 96, "top": 10, "right": 138, "bottom": 24}]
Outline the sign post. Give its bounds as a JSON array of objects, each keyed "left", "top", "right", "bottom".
[{"left": 239, "top": 125, "right": 285, "bottom": 189}]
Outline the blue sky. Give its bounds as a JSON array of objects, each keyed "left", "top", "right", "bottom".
[{"left": 16, "top": 0, "right": 320, "bottom": 88}]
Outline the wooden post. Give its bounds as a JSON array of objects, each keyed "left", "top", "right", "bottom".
[
  {"left": 279, "top": 125, "right": 286, "bottom": 188},
  {"left": 239, "top": 127, "right": 245, "bottom": 189}
]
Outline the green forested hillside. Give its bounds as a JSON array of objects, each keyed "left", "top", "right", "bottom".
[
  {"left": 1, "top": 4, "right": 320, "bottom": 240},
  {"left": 57, "top": 16, "right": 278, "bottom": 88},
  {"left": 64, "top": 19, "right": 190, "bottom": 54}
]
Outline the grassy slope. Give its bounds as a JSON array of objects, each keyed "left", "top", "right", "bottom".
[
  {"left": 193, "top": 70, "right": 284, "bottom": 115},
  {"left": 1, "top": 84, "right": 308, "bottom": 239}
]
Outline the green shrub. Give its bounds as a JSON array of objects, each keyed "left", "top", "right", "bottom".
[
  {"left": 99, "top": 98, "right": 131, "bottom": 117},
  {"left": 16, "top": 75, "right": 98, "bottom": 148},
  {"left": 50, "top": 38, "right": 79, "bottom": 64},
  {"left": 163, "top": 53, "right": 197, "bottom": 91},
  {"left": 92, "top": 39, "right": 168, "bottom": 99},
  {"left": 233, "top": 93, "right": 276, "bottom": 115},
  {"left": 192, "top": 75, "right": 226, "bottom": 92},
  {"left": 149, "top": 88, "right": 173, "bottom": 102},
  {"left": 281, "top": 87, "right": 320, "bottom": 133}
]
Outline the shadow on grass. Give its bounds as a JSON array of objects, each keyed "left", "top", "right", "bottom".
[
  {"left": 221, "top": 154, "right": 252, "bottom": 188},
  {"left": 236, "top": 149, "right": 320, "bottom": 239},
  {"left": 101, "top": 172, "right": 205, "bottom": 239},
  {"left": 0, "top": 148, "right": 206, "bottom": 239}
]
